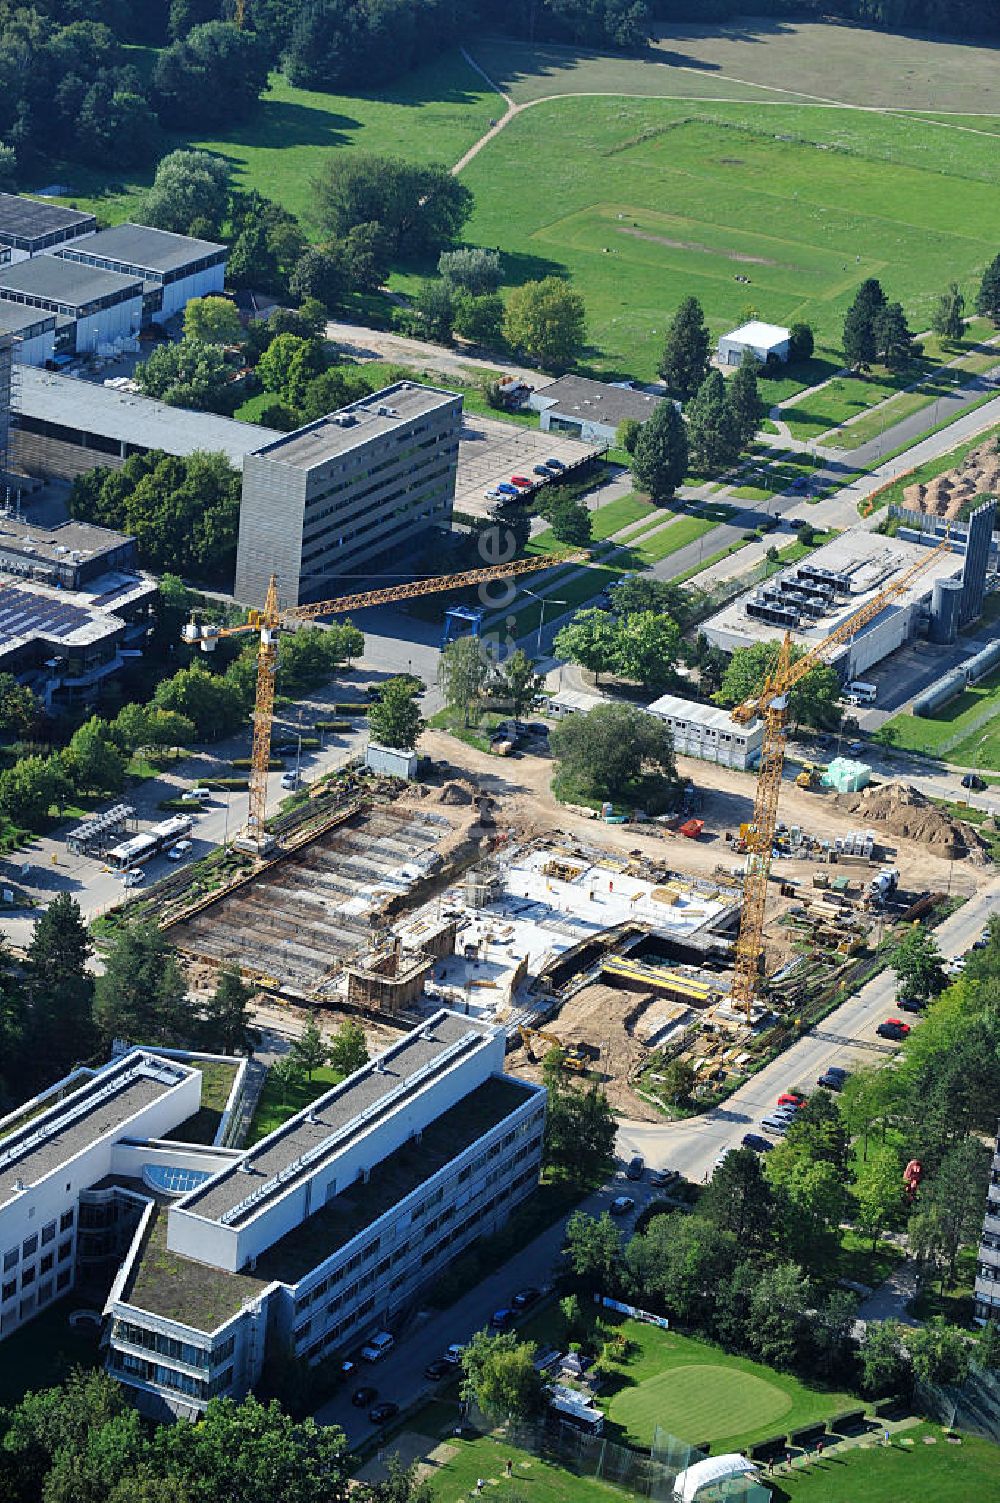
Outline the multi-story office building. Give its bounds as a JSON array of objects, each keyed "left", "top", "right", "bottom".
[
  {"left": 974, "top": 1123, "right": 1000, "bottom": 1324},
  {"left": 0, "top": 1014, "right": 544, "bottom": 1423},
  {"left": 235, "top": 381, "right": 461, "bottom": 607}
]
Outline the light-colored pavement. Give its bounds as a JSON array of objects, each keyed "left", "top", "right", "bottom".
[
  {"left": 616, "top": 874, "right": 1000, "bottom": 1181},
  {"left": 323, "top": 318, "right": 547, "bottom": 391},
  {"left": 857, "top": 1261, "right": 922, "bottom": 1328}
]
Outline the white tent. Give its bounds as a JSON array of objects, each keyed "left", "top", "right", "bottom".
[{"left": 673, "top": 1453, "right": 760, "bottom": 1502}]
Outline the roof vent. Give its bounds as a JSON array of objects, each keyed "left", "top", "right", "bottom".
[
  {"left": 12, "top": 1177, "right": 25, "bottom": 1192},
  {"left": 238, "top": 1159, "right": 255, "bottom": 1175},
  {"left": 377, "top": 405, "right": 398, "bottom": 418}
]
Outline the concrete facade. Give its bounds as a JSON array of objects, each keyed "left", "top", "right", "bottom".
[
  {"left": 53, "top": 223, "right": 227, "bottom": 325},
  {"left": 235, "top": 382, "right": 461, "bottom": 607},
  {"left": 646, "top": 692, "right": 764, "bottom": 770},
  {"left": 974, "top": 1126, "right": 1000, "bottom": 1325}
]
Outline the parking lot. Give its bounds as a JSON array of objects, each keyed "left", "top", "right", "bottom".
[{"left": 454, "top": 413, "right": 604, "bottom": 520}]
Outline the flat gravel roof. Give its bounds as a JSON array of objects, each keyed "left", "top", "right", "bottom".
[
  {"left": 0, "top": 193, "right": 96, "bottom": 243},
  {"left": 59, "top": 222, "right": 225, "bottom": 274},
  {"left": 0, "top": 256, "right": 141, "bottom": 307}
]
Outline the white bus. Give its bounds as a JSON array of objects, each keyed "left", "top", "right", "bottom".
[
  {"left": 847, "top": 681, "right": 877, "bottom": 704},
  {"left": 106, "top": 815, "right": 194, "bottom": 872}
]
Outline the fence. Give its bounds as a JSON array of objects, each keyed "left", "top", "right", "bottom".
[{"left": 915, "top": 1366, "right": 1000, "bottom": 1444}]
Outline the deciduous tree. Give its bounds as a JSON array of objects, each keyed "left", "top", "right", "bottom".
[
  {"left": 563, "top": 1210, "right": 622, "bottom": 1290},
  {"left": 327, "top": 1019, "right": 368, "bottom": 1076},
  {"left": 931, "top": 282, "right": 966, "bottom": 340},
  {"left": 291, "top": 1018, "right": 327, "bottom": 1081},
  {"left": 502, "top": 277, "right": 586, "bottom": 371},
  {"left": 138, "top": 148, "right": 230, "bottom": 235},
  {"left": 553, "top": 608, "right": 618, "bottom": 681},
  {"left": 438, "top": 635, "right": 490, "bottom": 726},
  {"left": 549, "top": 702, "right": 676, "bottom": 801},
  {"left": 183, "top": 296, "right": 241, "bottom": 345},
  {"left": 716, "top": 640, "right": 841, "bottom": 729},
  {"left": 368, "top": 677, "right": 425, "bottom": 750},
  {"left": 460, "top": 1332, "right": 543, "bottom": 1424},
  {"left": 890, "top": 925, "right": 947, "bottom": 1001},
  {"left": 611, "top": 610, "right": 681, "bottom": 691},
  {"left": 438, "top": 248, "right": 502, "bottom": 296}
]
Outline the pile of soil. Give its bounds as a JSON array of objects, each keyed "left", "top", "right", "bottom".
[
  {"left": 837, "top": 781, "right": 991, "bottom": 863},
  {"left": 903, "top": 439, "right": 1000, "bottom": 521},
  {"left": 436, "top": 780, "right": 473, "bottom": 806}
]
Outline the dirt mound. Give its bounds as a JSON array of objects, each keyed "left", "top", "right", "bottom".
[
  {"left": 436, "top": 780, "right": 473, "bottom": 806},
  {"left": 837, "top": 781, "right": 991, "bottom": 863},
  {"left": 903, "top": 438, "right": 1000, "bottom": 521}
]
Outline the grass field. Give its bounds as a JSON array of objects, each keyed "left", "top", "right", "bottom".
[
  {"left": 776, "top": 1426, "right": 1000, "bottom": 1503},
  {"left": 248, "top": 1063, "right": 343, "bottom": 1142},
  {"left": 879, "top": 668, "right": 1000, "bottom": 769},
  {"left": 456, "top": 98, "right": 1000, "bottom": 379}
]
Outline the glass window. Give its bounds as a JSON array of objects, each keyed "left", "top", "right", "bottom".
[
  {"left": 40, "top": 1253, "right": 53, "bottom": 1275},
  {"left": 22, "top": 1236, "right": 37, "bottom": 1257},
  {"left": 41, "top": 1222, "right": 56, "bottom": 1246},
  {"left": 3, "top": 1249, "right": 16, "bottom": 1272},
  {"left": 1, "top": 1280, "right": 15, "bottom": 1302}
]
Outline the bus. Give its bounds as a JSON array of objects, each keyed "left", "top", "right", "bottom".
[
  {"left": 106, "top": 815, "right": 194, "bottom": 872},
  {"left": 846, "top": 680, "right": 877, "bottom": 704}
]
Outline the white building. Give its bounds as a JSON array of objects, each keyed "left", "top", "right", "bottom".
[
  {"left": 717, "top": 320, "right": 790, "bottom": 367},
  {"left": 0, "top": 193, "right": 96, "bottom": 267},
  {"left": 646, "top": 692, "right": 763, "bottom": 770},
  {"left": 0, "top": 256, "right": 142, "bottom": 359},
  {"left": 53, "top": 223, "right": 227, "bottom": 326},
  {"left": 0, "top": 304, "right": 56, "bottom": 367},
  {"left": 974, "top": 1124, "right": 1000, "bottom": 1325}
]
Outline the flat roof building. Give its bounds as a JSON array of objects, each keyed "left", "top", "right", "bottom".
[
  {"left": 235, "top": 381, "right": 462, "bottom": 607},
  {"left": 0, "top": 303, "right": 57, "bottom": 368},
  {"left": 646, "top": 692, "right": 764, "bottom": 770},
  {"left": 0, "top": 193, "right": 97, "bottom": 264},
  {"left": 529, "top": 375, "right": 664, "bottom": 444},
  {"left": 718, "top": 320, "right": 790, "bottom": 367},
  {"left": 701, "top": 527, "right": 979, "bottom": 681},
  {"left": 0, "top": 256, "right": 142, "bottom": 358},
  {"left": 54, "top": 223, "right": 227, "bottom": 325},
  {"left": 14, "top": 367, "right": 279, "bottom": 481}
]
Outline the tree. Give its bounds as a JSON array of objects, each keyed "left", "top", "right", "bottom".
[
  {"left": 860, "top": 1318, "right": 909, "bottom": 1398},
  {"left": 658, "top": 296, "right": 711, "bottom": 399},
  {"left": 874, "top": 301, "right": 918, "bottom": 368},
  {"left": 630, "top": 400, "right": 688, "bottom": 501},
  {"left": 0, "top": 935, "right": 26, "bottom": 1111},
  {"left": 0, "top": 672, "right": 39, "bottom": 738},
  {"left": 183, "top": 296, "right": 241, "bottom": 345},
  {"left": 653, "top": 1057, "right": 694, "bottom": 1105},
  {"left": 890, "top": 925, "right": 947, "bottom": 1001},
  {"left": 289, "top": 246, "right": 345, "bottom": 311},
  {"left": 497, "top": 649, "right": 541, "bottom": 725},
  {"left": 155, "top": 1393, "right": 349, "bottom": 1503},
  {"left": 291, "top": 1019, "right": 327, "bottom": 1081},
  {"left": 438, "top": 248, "right": 502, "bottom": 296},
  {"left": 547, "top": 494, "right": 592, "bottom": 547},
  {"left": 908, "top": 1138, "right": 990, "bottom": 1287},
  {"left": 553, "top": 608, "right": 618, "bottom": 681},
  {"left": 65, "top": 716, "right": 127, "bottom": 793},
  {"left": 452, "top": 291, "right": 504, "bottom": 345},
  {"left": 460, "top": 1331, "right": 543, "bottom": 1424},
  {"left": 843, "top": 277, "right": 887, "bottom": 370},
  {"left": 0, "top": 753, "right": 71, "bottom": 831},
  {"left": 139, "top": 148, "right": 230, "bottom": 235},
  {"left": 1, "top": 1368, "right": 129, "bottom": 1503},
  {"left": 563, "top": 1210, "right": 621, "bottom": 1290},
  {"left": 765, "top": 1152, "right": 848, "bottom": 1268},
  {"left": 327, "top": 1019, "right": 368, "bottom": 1076},
  {"left": 907, "top": 1318, "right": 971, "bottom": 1388},
  {"left": 94, "top": 922, "right": 190, "bottom": 1047},
  {"left": 726, "top": 351, "right": 765, "bottom": 450},
  {"left": 807, "top": 1289, "right": 859, "bottom": 1381},
  {"left": 616, "top": 418, "right": 641, "bottom": 455},
  {"left": 23, "top": 893, "right": 95, "bottom": 1082},
  {"left": 975, "top": 253, "right": 1000, "bottom": 323},
  {"left": 559, "top": 1293, "right": 585, "bottom": 1343},
  {"left": 314, "top": 153, "right": 472, "bottom": 261},
  {"left": 544, "top": 1080, "right": 617, "bottom": 1180},
  {"left": 932, "top": 282, "right": 966, "bottom": 340},
  {"left": 854, "top": 1144, "right": 903, "bottom": 1249},
  {"left": 153, "top": 664, "right": 246, "bottom": 741},
  {"left": 787, "top": 322, "right": 814, "bottom": 363},
  {"left": 700, "top": 1147, "right": 775, "bottom": 1250},
  {"left": 200, "top": 966, "right": 257, "bottom": 1056},
  {"left": 502, "top": 277, "right": 586, "bottom": 371},
  {"left": 716, "top": 640, "right": 841, "bottom": 729},
  {"left": 271, "top": 1055, "right": 304, "bottom": 1105},
  {"left": 625, "top": 1213, "right": 737, "bottom": 1328},
  {"left": 686, "top": 368, "right": 741, "bottom": 472},
  {"left": 153, "top": 21, "right": 269, "bottom": 130},
  {"left": 134, "top": 337, "right": 230, "bottom": 411},
  {"left": 607, "top": 575, "right": 691, "bottom": 623},
  {"left": 411, "top": 278, "right": 455, "bottom": 343},
  {"left": 977, "top": 1320, "right": 1000, "bottom": 1372},
  {"left": 256, "top": 334, "right": 326, "bottom": 409},
  {"left": 611, "top": 611, "right": 681, "bottom": 691},
  {"left": 368, "top": 677, "right": 425, "bottom": 750},
  {"left": 438, "top": 635, "right": 490, "bottom": 727},
  {"left": 745, "top": 1262, "right": 812, "bottom": 1370},
  {"left": 549, "top": 702, "right": 677, "bottom": 802}
]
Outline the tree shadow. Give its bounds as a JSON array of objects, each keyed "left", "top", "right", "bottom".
[{"left": 213, "top": 100, "right": 364, "bottom": 152}]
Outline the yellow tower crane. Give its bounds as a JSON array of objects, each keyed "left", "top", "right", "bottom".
[
  {"left": 728, "top": 535, "right": 952, "bottom": 1017},
  {"left": 183, "top": 553, "right": 582, "bottom": 852}
]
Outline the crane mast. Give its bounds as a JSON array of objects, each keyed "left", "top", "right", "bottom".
[
  {"left": 729, "top": 535, "right": 952, "bottom": 1016},
  {"left": 185, "top": 552, "right": 582, "bottom": 851}
]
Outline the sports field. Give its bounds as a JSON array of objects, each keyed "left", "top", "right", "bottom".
[{"left": 457, "top": 98, "right": 1000, "bottom": 379}]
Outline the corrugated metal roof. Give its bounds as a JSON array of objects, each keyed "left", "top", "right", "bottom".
[{"left": 646, "top": 692, "right": 760, "bottom": 736}]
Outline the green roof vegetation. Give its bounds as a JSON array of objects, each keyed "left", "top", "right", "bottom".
[{"left": 164, "top": 1059, "right": 239, "bottom": 1147}]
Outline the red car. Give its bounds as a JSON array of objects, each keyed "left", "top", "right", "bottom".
[
  {"left": 510, "top": 475, "right": 533, "bottom": 488},
  {"left": 776, "top": 1092, "right": 805, "bottom": 1107}
]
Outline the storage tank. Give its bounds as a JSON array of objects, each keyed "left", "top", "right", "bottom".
[
  {"left": 965, "top": 637, "right": 1000, "bottom": 684},
  {"left": 912, "top": 667, "right": 967, "bottom": 717},
  {"left": 928, "top": 576, "right": 963, "bottom": 644}
]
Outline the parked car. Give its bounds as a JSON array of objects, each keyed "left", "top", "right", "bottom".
[
  {"left": 961, "top": 772, "right": 986, "bottom": 790},
  {"left": 609, "top": 1195, "right": 635, "bottom": 1216},
  {"left": 369, "top": 1402, "right": 399, "bottom": 1425},
  {"left": 497, "top": 481, "right": 520, "bottom": 497},
  {"left": 489, "top": 1307, "right": 516, "bottom": 1331},
  {"left": 650, "top": 1168, "right": 679, "bottom": 1188},
  {"left": 166, "top": 840, "right": 193, "bottom": 862},
  {"left": 484, "top": 487, "right": 504, "bottom": 502},
  {"left": 818, "top": 1066, "right": 849, "bottom": 1091},
  {"left": 513, "top": 1286, "right": 540, "bottom": 1309},
  {"left": 789, "top": 514, "right": 808, "bottom": 526},
  {"left": 443, "top": 1343, "right": 466, "bottom": 1365},
  {"left": 123, "top": 870, "right": 145, "bottom": 888},
  {"left": 742, "top": 1133, "right": 774, "bottom": 1153},
  {"left": 181, "top": 787, "right": 212, "bottom": 804},
  {"left": 280, "top": 771, "right": 300, "bottom": 790},
  {"left": 876, "top": 1018, "right": 910, "bottom": 1040},
  {"left": 510, "top": 474, "right": 533, "bottom": 488},
  {"left": 776, "top": 1092, "right": 806, "bottom": 1107},
  {"left": 897, "top": 995, "right": 925, "bottom": 1013},
  {"left": 424, "top": 1359, "right": 453, "bottom": 1380},
  {"left": 761, "top": 1116, "right": 791, "bottom": 1135},
  {"left": 625, "top": 1154, "right": 645, "bottom": 1181},
  {"left": 532, "top": 464, "right": 552, "bottom": 478},
  {"left": 944, "top": 956, "right": 966, "bottom": 976},
  {"left": 352, "top": 1386, "right": 378, "bottom": 1407},
  {"left": 544, "top": 457, "right": 566, "bottom": 471},
  {"left": 360, "top": 1332, "right": 395, "bottom": 1362},
  {"left": 847, "top": 741, "right": 864, "bottom": 756}
]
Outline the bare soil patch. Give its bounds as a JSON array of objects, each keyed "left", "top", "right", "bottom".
[
  {"left": 902, "top": 437, "right": 1000, "bottom": 521},
  {"left": 617, "top": 224, "right": 783, "bottom": 267},
  {"left": 836, "top": 781, "right": 991, "bottom": 863}
]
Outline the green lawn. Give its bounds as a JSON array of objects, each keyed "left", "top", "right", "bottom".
[
  {"left": 248, "top": 1063, "right": 343, "bottom": 1142},
  {"left": 879, "top": 668, "right": 1000, "bottom": 769},
  {"left": 777, "top": 1425, "right": 1000, "bottom": 1503},
  {"left": 455, "top": 98, "right": 1000, "bottom": 379},
  {"left": 164, "top": 1060, "right": 239, "bottom": 1146},
  {"left": 631, "top": 515, "right": 717, "bottom": 567},
  {"left": 528, "top": 493, "right": 656, "bottom": 555}
]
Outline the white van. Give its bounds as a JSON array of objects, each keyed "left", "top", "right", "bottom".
[
  {"left": 847, "top": 681, "right": 877, "bottom": 704},
  {"left": 360, "top": 1332, "right": 395, "bottom": 1362},
  {"left": 181, "top": 787, "right": 212, "bottom": 803}
]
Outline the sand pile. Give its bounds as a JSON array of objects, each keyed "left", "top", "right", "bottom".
[
  {"left": 436, "top": 780, "right": 473, "bottom": 806},
  {"left": 903, "top": 439, "right": 1000, "bottom": 521},
  {"left": 837, "top": 781, "right": 991, "bottom": 863}
]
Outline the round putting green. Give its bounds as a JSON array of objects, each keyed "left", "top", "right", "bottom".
[{"left": 609, "top": 1363, "right": 793, "bottom": 1446}]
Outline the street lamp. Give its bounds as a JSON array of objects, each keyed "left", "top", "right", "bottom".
[{"left": 521, "top": 588, "right": 568, "bottom": 659}]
